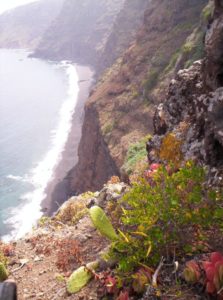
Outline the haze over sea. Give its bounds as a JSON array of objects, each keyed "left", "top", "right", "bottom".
[{"left": 0, "top": 49, "right": 79, "bottom": 240}]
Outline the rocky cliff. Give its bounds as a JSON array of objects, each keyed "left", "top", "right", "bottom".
[
  {"left": 0, "top": 0, "right": 64, "bottom": 49},
  {"left": 56, "top": 0, "right": 208, "bottom": 199},
  {"left": 147, "top": 0, "right": 223, "bottom": 181}
]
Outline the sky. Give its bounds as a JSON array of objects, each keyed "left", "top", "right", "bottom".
[{"left": 0, "top": 0, "right": 39, "bottom": 14}]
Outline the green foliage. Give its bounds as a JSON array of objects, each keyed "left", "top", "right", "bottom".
[
  {"left": 123, "top": 135, "right": 151, "bottom": 175},
  {"left": 56, "top": 200, "right": 87, "bottom": 225},
  {"left": 142, "top": 69, "right": 160, "bottom": 95},
  {"left": 201, "top": 2, "right": 214, "bottom": 22},
  {"left": 0, "top": 252, "right": 7, "bottom": 267},
  {"left": 183, "top": 41, "right": 194, "bottom": 54},
  {"left": 102, "top": 121, "right": 115, "bottom": 136},
  {"left": 89, "top": 206, "right": 118, "bottom": 241},
  {"left": 67, "top": 261, "right": 98, "bottom": 294},
  {"left": 109, "top": 163, "right": 223, "bottom": 272},
  {"left": 164, "top": 50, "right": 180, "bottom": 74},
  {"left": 38, "top": 216, "right": 51, "bottom": 227},
  {"left": 184, "top": 31, "right": 205, "bottom": 68},
  {"left": 0, "top": 263, "right": 8, "bottom": 282}
]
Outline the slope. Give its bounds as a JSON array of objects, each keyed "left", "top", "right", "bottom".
[{"left": 0, "top": 0, "right": 64, "bottom": 49}]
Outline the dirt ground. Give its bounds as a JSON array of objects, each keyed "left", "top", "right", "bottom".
[{"left": 7, "top": 215, "right": 108, "bottom": 300}]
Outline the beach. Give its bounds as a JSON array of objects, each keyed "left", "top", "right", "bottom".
[{"left": 41, "top": 64, "right": 94, "bottom": 215}]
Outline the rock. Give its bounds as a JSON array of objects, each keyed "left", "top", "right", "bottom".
[
  {"left": 75, "top": 233, "right": 92, "bottom": 243},
  {"left": 34, "top": 256, "right": 42, "bottom": 262},
  {"left": 20, "top": 258, "right": 29, "bottom": 265}
]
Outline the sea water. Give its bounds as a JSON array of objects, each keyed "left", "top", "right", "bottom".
[{"left": 0, "top": 49, "right": 79, "bottom": 240}]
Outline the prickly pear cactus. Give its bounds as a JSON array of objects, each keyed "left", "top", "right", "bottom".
[
  {"left": 89, "top": 206, "right": 118, "bottom": 241},
  {"left": 0, "top": 263, "right": 8, "bottom": 282},
  {"left": 67, "top": 261, "right": 98, "bottom": 294}
]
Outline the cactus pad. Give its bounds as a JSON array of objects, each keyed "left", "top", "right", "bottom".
[
  {"left": 89, "top": 206, "right": 118, "bottom": 241},
  {"left": 0, "top": 263, "right": 8, "bottom": 282},
  {"left": 67, "top": 261, "right": 98, "bottom": 294}
]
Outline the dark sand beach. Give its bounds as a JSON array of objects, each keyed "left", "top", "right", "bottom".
[{"left": 41, "top": 64, "right": 94, "bottom": 214}]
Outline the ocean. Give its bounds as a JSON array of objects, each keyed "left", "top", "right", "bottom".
[{"left": 0, "top": 49, "right": 80, "bottom": 241}]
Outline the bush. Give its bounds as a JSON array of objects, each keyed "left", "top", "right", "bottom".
[
  {"left": 201, "top": 2, "right": 214, "bottom": 22},
  {"left": 159, "top": 133, "right": 183, "bottom": 167},
  {"left": 122, "top": 135, "right": 151, "bottom": 175},
  {"left": 109, "top": 163, "right": 223, "bottom": 272}
]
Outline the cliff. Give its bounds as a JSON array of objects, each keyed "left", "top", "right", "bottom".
[
  {"left": 32, "top": 0, "right": 125, "bottom": 65},
  {"left": 2, "top": 1, "right": 223, "bottom": 299},
  {"left": 0, "top": 0, "right": 64, "bottom": 49},
  {"left": 96, "top": 0, "right": 151, "bottom": 74},
  {"left": 57, "top": 0, "right": 208, "bottom": 199},
  {"left": 147, "top": 0, "right": 223, "bottom": 179}
]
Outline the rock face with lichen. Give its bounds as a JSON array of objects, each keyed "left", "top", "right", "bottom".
[{"left": 147, "top": 0, "right": 223, "bottom": 174}]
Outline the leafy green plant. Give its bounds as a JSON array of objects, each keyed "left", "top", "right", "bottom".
[{"left": 109, "top": 163, "right": 223, "bottom": 272}]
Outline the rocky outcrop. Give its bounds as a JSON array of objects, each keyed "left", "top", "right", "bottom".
[
  {"left": 147, "top": 0, "right": 223, "bottom": 172},
  {"left": 67, "top": 106, "right": 120, "bottom": 194}
]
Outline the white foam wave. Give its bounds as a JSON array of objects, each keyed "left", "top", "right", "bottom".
[
  {"left": 7, "top": 175, "right": 24, "bottom": 181},
  {"left": 6, "top": 174, "right": 30, "bottom": 183},
  {"left": 2, "top": 62, "right": 80, "bottom": 242}
]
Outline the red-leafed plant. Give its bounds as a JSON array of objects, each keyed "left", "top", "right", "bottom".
[
  {"left": 183, "top": 260, "right": 201, "bottom": 283},
  {"left": 203, "top": 252, "right": 223, "bottom": 296},
  {"left": 144, "top": 163, "right": 161, "bottom": 179},
  {"left": 183, "top": 252, "right": 223, "bottom": 298},
  {"left": 132, "top": 267, "right": 153, "bottom": 293},
  {"left": 116, "top": 291, "right": 129, "bottom": 300},
  {"left": 105, "top": 275, "right": 117, "bottom": 294}
]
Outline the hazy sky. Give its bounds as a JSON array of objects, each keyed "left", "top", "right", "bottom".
[{"left": 0, "top": 0, "right": 39, "bottom": 14}]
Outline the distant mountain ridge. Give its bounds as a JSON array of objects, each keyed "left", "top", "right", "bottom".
[
  {"left": 0, "top": 0, "right": 64, "bottom": 49},
  {"left": 32, "top": 0, "right": 125, "bottom": 66},
  {"left": 33, "top": 0, "right": 152, "bottom": 73}
]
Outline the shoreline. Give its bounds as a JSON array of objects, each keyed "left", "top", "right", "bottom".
[{"left": 41, "top": 64, "right": 94, "bottom": 214}]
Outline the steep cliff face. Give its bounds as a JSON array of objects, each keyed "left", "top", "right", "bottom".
[
  {"left": 0, "top": 0, "right": 64, "bottom": 49},
  {"left": 147, "top": 0, "right": 223, "bottom": 179},
  {"left": 66, "top": 106, "right": 120, "bottom": 195},
  {"left": 32, "top": 0, "right": 125, "bottom": 65},
  {"left": 96, "top": 0, "right": 151, "bottom": 74},
  {"left": 60, "top": 0, "right": 208, "bottom": 196}
]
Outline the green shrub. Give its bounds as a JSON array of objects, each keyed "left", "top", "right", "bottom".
[
  {"left": 184, "top": 32, "right": 205, "bottom": 68},
  {"left": 102, "top": 121, "right": 115, "bottom": 136},
  {"left": 109, "top": 163, "right": 223, "bottom": 272},
  {"left": 164, "top": 50, "right": 180, "bottom": 74},
  {"left": 183, "top": 41, "right": 194, "bottom": 54},
  {"left": 201, "top": 2, "right": 214, "bottom": 22},
  {"left": 142, "top": 69, "right": 160, "bottom": 95},
  {"left": 122, "top": 135, "right": 151, "bottom": 175}
]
